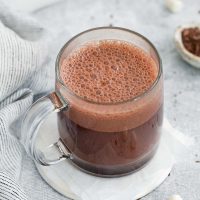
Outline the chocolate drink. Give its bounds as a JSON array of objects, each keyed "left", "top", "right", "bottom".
[{"left": 58, "top": 40, "right": 163, "bottom": 176}]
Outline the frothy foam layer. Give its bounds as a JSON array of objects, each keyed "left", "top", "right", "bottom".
[{"left": 60, "top": 40, "right": 158, "bottom": 103}]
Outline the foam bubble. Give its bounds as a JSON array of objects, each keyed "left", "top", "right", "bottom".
[{"left": 60, "top": 40, "right": 158, "bottom": 103}]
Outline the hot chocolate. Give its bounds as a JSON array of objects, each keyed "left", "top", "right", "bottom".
[
  {"left": 58, "top": 40, "right": 163, "bottom": 176},
  {"left": 60, "top": 40, "right": 158, "bottom": 103}
]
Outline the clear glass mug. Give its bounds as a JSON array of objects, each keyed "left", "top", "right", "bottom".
[{"left": 21, "top": 27, "right": 163, "bottom": 177}]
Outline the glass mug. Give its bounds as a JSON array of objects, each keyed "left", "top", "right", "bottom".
[{"left": 22, "top": 27, "right": 163, "bottom": 177}]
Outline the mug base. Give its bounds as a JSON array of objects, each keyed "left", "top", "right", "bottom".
[
  {"left": 35, "top": 114, "right": 174, "bottom": 200},
  {"left": 69, "top": 145, "right": 158, "bottom": 177}
]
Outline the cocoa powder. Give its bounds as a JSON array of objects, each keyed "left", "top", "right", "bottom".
[{"left": 182, "top": 27, "right": 200, "bottom": 57}]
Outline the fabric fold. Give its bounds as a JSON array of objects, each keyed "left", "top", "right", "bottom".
[{"left": 0, "top": 1, "right": 53, "bottom": 199}]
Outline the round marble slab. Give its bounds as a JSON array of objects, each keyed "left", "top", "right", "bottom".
[{"left": 35, "top": 114, "right": 174, "bottom": 200}]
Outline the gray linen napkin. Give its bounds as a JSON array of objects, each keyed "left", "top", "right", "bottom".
[{"left": 0, "top": 1, "right": 53, "bottom": 199}]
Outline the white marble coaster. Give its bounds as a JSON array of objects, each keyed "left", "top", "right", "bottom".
[{"left": 35, "top": 115, "right": 174, "bottom": 200}]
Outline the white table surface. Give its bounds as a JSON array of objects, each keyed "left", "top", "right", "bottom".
[{"left": 19, "top": 0, "right": 200, "bottom": 199}]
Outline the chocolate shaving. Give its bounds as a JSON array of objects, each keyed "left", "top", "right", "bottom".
[{"left": 182, "top": 27, "right": 200, "bottom": 57}]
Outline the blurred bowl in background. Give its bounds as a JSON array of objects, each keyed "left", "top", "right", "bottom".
[{"left": 174, "top": 23, "right": 200, "bottom": 68}]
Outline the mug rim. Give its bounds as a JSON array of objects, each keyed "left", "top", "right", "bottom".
[{"left": 55, "top": 26, "right": 162, "bottom": 105}]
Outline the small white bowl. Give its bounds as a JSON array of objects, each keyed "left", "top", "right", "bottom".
[{"left": 174, "top": 24, "right": 200, "bottom": 68}]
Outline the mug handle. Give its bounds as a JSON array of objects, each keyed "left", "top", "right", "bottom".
[{"left": 21, "top": 92, "right": 71, "bottom": 166}]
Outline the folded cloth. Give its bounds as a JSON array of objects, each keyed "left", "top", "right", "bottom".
[{"left": 0, "top": 1, "right": 53, "bottom": 199}]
